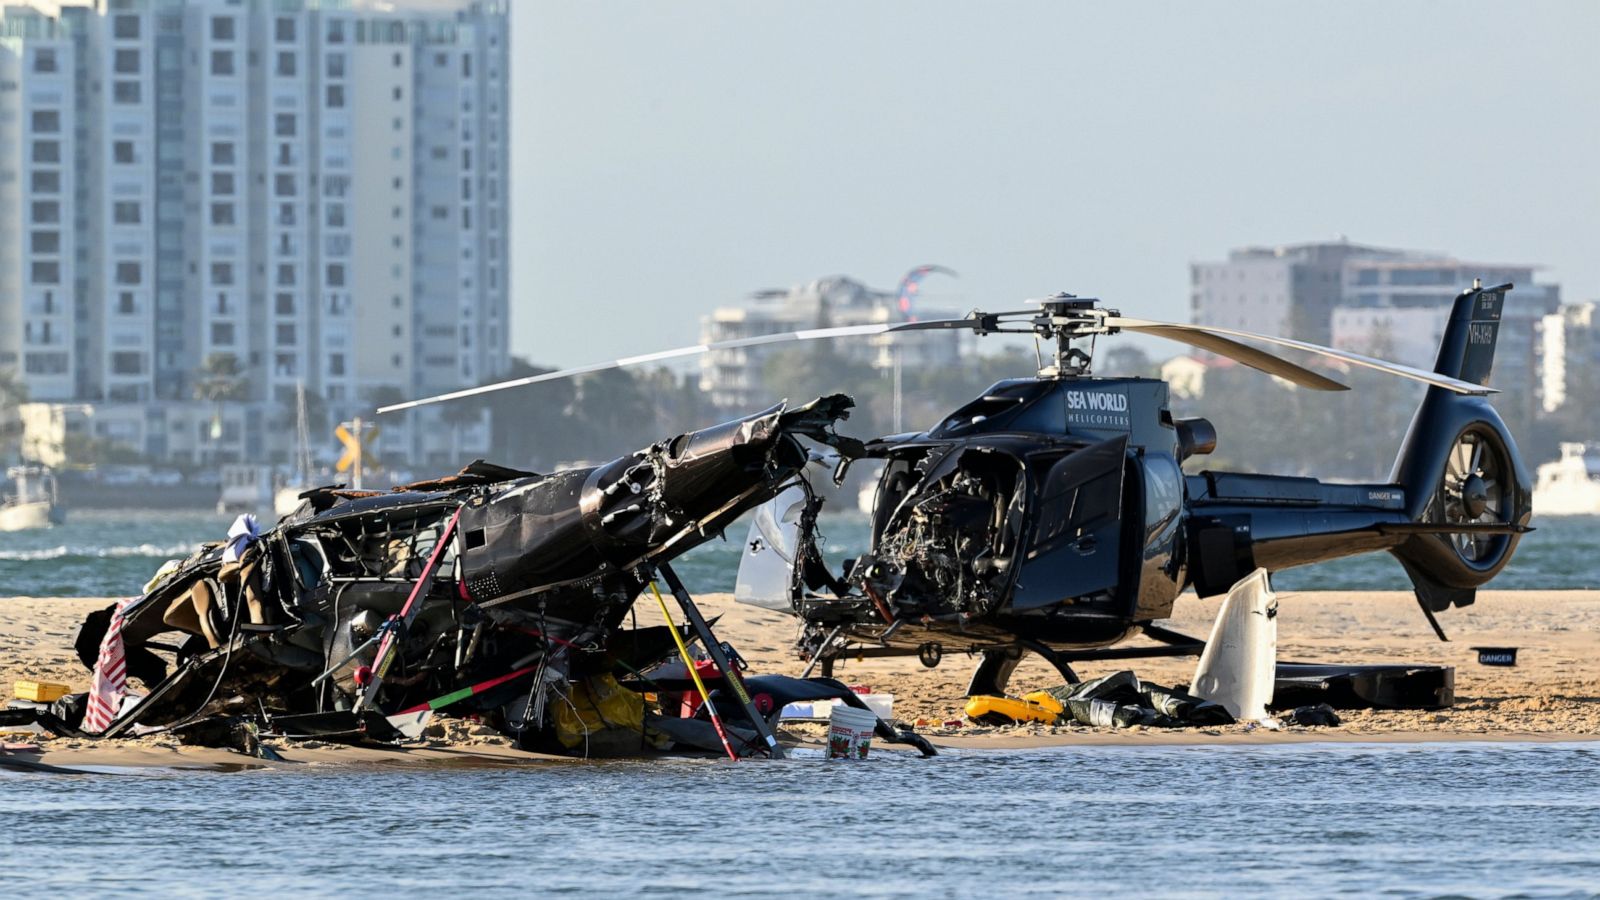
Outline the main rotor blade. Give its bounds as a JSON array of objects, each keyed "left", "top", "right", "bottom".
[
  {"left": 1103, "top": 319, "right": 1348, "bottom": 391},
  {"left": 376, "top": 314, "right": 1014, "bottom": 414},
  {"left": 1105, "top": 317, "right": 1496, "bottom": 395}
]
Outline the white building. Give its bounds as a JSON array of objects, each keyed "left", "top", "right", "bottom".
[
  {"left": 1159, "top": 355, "right": 1210, "bottom": 401},
  {"left": 1539, "top": 302, "right": 1600, "bottom": 414},
  {"left": 0, "top": 0, "right": 508, "bottom": 467},
  {"left": 698, "top": 272, "right": 965, "bottom": 410}
]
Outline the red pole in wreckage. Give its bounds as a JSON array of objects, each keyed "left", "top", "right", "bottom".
[
  {"left": 354, "top": 506, "right": 463, "bottom": 713},
  {"left": 396, "top": 664, "right": 540, "bottom": 716}
]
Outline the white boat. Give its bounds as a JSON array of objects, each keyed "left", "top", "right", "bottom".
[
  {"left": 273, "top": 485, "right": 308, "bottom": 518},
  {"left": 1531, "top": 443, "right": 1600, "bottom": 516},
  {"left": 0, "top": 465, "right": 65, "bottom": 531}
]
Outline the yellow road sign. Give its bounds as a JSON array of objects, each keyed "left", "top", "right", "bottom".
[{"left": 335, "top": 423, "right": 380, "bottom": 473}]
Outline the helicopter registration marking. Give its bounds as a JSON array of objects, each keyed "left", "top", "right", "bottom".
[{"left": 1065, "top": 389, "right": 1130, "bottom": 428}]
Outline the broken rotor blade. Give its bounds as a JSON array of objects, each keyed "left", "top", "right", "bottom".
[
  {"left": 375, "top": 313, "right": 1023, "bottom": 413},
  {"left": 1102, "top": 318, "right": 1349, "bottom": 392},
  {"left": 1105, "top": 317, "right": 1496, "bottom": 395}
]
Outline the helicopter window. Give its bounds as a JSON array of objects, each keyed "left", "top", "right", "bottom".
[
  {"left": 1143, "top": 455, "right": 1183, "bottom": 538},
  {"left": 938, "top": 396, "right": 1024, "bottom": 433},
  {"left": 288, "top": 538, "right": 327, "bottom": 591}
]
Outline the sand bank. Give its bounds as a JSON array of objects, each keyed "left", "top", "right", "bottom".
[{"left": 3, "top": 590, "right": 1597, "bottom": 769}]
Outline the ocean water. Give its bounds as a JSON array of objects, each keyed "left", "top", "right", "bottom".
[
  {"left": 2, "top": 742, "right": 1597, "bottom": 897},
  {"left": 1, "top": 509, "right": 1597, "bottom": 599}
]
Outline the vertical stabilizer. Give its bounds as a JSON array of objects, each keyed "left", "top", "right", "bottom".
[{"left": 1432, "top": 282, "right": 1510, "bottom": 386}]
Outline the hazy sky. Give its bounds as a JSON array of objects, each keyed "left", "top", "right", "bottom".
[{"left": 509, "top": 2, "right": 1599, "bottom": 368}]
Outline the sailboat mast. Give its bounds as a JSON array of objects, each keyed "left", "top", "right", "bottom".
[
  {"left": 892, "top": 343, "right": 903, "bottom": 434},
  {"left": 294, "top": 381, "right": 312, "bottom": 482}
]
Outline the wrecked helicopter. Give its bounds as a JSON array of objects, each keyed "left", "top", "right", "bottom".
[{"left": 63, "top": 395, "right": 939, "bottom": 758}]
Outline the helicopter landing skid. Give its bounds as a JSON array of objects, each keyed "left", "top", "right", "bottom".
[{"left": 810, "top": 623, "right": 1206, "bottom": 698}]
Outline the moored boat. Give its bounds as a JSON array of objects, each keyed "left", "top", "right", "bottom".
[
  {"left": 0, "top": 465, "right": 65, "bottom": 531},
  {"left": 1531, "top": 442, "right": 1600, "bottom": 516}
]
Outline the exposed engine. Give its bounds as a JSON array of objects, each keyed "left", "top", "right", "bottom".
[{"left": 854, "top": 452, "right": 1023, "bottom": 622}]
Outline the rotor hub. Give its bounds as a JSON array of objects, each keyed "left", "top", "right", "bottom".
[{"left": 1461, "top": 474, "right": 1489, "bottom": 518}]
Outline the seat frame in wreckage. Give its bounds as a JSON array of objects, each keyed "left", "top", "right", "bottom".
[{"left": 82, "top": 396, "right": 861, "bottom": 745}]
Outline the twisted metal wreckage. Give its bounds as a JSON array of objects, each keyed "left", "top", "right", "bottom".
[{"left": 53, "top": 395, "right": 934, "bottom": 758}]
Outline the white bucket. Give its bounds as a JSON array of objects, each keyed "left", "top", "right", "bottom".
[
  {"left": 859, "top": 693, "right": 894, "bottom": 721},
  {"left": 827, "top": 705, "right": 878, "bottom": 759}
]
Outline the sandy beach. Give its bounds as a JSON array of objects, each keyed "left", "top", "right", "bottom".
[{"left": 3, "top": 589, "right": 1598, "bottom": 769}]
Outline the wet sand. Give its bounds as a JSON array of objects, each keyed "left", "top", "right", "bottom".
[{"left": 3, "top": 590, "right": 1598, "bottom": 769}]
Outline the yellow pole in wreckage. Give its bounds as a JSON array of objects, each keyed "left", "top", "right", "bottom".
[{"left": 650, "top": 581, "right": 740, "bottom": 761}]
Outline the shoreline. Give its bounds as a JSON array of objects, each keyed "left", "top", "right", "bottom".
[{"left": 8, "top": 730, "right": 1600, "bottom": 775}]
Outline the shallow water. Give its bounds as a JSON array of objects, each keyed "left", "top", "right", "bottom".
[
  {"left": 2, "top": 509, "right": 1597, "bottom": 598},
  {"left": 2, "top": 742, "right": 1597, "bottom": 897}
]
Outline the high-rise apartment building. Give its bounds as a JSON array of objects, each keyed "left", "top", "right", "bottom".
[
  {"left": 0, "top": 0, "right": 509, "bottom": 466},
  {"left": 0, "top": 4, "right": 79, "bottom": 403}
]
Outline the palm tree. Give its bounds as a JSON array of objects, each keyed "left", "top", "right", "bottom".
[
  {"left": 0, "top": 367, "right": 28, "bottom": 462},
  {"left": 440, "top": 401, "right": 481, "bottom": 466},
  {"left": 362, "top": 385, "right": 407, "bottom": 412},
  {"left": 193, "top": 353, "right": 249, "bottom": 460}
]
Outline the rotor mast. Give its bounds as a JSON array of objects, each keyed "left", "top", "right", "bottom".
[{"left": 1031, "top": 293, "right": 1116, "bottom": 380}]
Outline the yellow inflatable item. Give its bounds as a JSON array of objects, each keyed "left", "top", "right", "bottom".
[
  {"left": 553, "top": 673, "right": 669, "bottom": 754},
  {"left": 965, "top": 694, "right": 1060, "bottom": 726},
  {"left": 1022, "top": 690, "right": 1065, "bottom": 716}
]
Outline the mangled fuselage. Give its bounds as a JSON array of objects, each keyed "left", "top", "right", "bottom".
[{"left": 77, "top": 396, "right": 857, "bottom": 742}]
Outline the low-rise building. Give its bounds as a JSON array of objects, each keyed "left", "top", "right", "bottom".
[
  {"left": 1190, "top": 240, "right": 1410, "bottom": 345},
  {"left": 699, "top": 270, "right": 965, "bottom": 410},
  {"left": 1331, "top": 258, "right": 1559, "bottom": 421}
]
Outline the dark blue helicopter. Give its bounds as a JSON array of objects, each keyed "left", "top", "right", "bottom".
[{"left": 383, "top": 282, "right": 1530, "bottom": 696}]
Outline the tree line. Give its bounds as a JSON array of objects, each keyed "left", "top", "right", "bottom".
[{"left": 2, "top": 340, "right": 1587, "bottom": 479}]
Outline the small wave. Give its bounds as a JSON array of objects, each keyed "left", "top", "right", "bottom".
[{"left": 0, "top": 543, "right": 199, "bottom": 561}]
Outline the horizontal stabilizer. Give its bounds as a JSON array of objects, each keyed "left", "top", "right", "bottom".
[{"left": 1375, "top": 522, "right": 1532, "bottom": 536}]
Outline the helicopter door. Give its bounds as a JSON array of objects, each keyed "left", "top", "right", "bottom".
[
  {"left": 1010, "top": 435, "right": 1129, "bottom": 611},
  {"left": 733, "top": 485, "right": 806, "bottom": 612}
]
